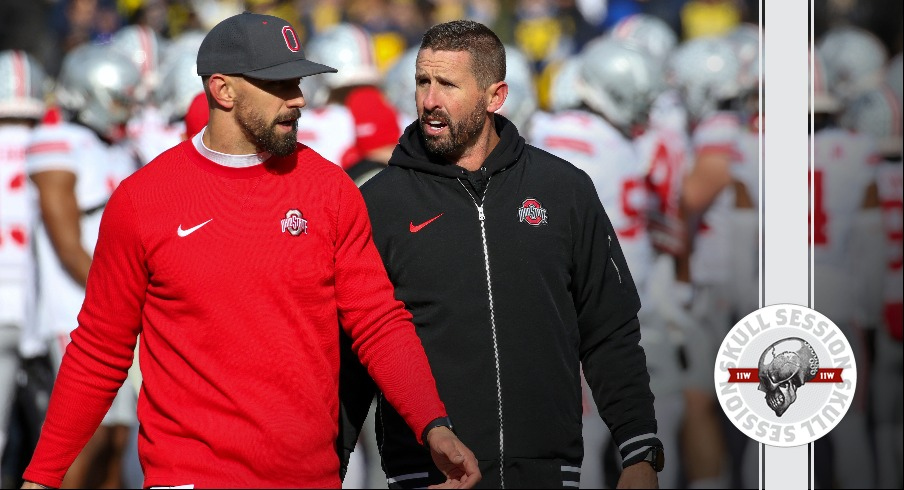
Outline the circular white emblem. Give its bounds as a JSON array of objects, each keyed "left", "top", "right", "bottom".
[{"left": 713, "top": 304, "right": 857, "bottom": 447}]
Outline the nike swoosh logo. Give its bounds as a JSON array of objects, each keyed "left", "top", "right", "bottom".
[
  {"left": 177, "top": 219, "right": 213, "bottom": 237},
  {"left": 409, "top": 213, "right": 444, "bottom": 233}
]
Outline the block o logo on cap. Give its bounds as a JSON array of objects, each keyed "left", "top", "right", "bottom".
[
  {"left": 282, "top": 26, "right": 300, "bottom": 52},
  {"left": 713, "top": 304, "right": 857, "bottom": 447}
]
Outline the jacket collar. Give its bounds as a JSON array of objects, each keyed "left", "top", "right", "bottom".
[{"left": 389, "top": 113, "right": 525, "bottom": 178}]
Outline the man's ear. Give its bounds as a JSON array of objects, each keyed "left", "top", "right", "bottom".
[
  {"left": 486, "top": 80, "right": 508, "bottom": 114},
  {"left": 208, "top": 74, "right": 238, "bottom": 110}
]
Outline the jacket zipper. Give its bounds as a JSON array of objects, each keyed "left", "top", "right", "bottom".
[
  {"left": 458, "top": 177, "right": 505, "bottom": 488},
  {"left": 608, "top": 235, "right": 623, "bottom": 283}
]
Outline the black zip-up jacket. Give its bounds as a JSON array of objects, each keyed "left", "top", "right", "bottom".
[{"left": 358, "top": 115, "right": 659, "bottom": 488}]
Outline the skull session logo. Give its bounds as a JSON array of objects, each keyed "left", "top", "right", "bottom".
[
  {"left": 714, "top": 304, "right": 856, "bottom": 447},
  {"left": 757, "top": 338, "right": 825, "bottom": 417}
]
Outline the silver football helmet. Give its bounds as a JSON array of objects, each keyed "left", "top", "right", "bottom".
[
  {"left": 382, "top": 46, "right": 419, "bottom": 121},
  {"left": 607, "top": 13, "right": 678, "bottom": 63},
  {"left": 725, "top": 23, "right": 762, "bottom": 94},
  {"left": 155, "top": 30, "right": 205, "bottom": 118},
  {"left": 840, "top": 84, "right": 902, "bottom": 156},
  {"left": 55, "top": 44, "right": 142, "bottom": 138},
  {"left": 547, "top": 56, "right": 583, "bottom": 113},
  {"left": 162, "top": 30, "right": 205, "bottom": 68},
  {"left": 298, "top": 72, "right": 328, "bottom": 108},
  {"left": 577, "top": 37, "right": 664, "bottom": 132},
  {"left": 0, "top": 50, "right": 48, "bottom": 120},
  {"left": 811, "top": 48, "right": 840, "bottom": 113},
  {"left": 817, "top": 26, "right": 887, "bottom": 103},
  {"left": 306, "top": 23, "right": 381, "bottom": 91},
  {"left": 110, "top": 24, "right": 165, "bottom": 101},
  {"left": 497, "top": 45, "right": 538, "bottom": 129},
  {"left": 667, "top": 36, "right": 741, "bottom": 121},
  {"left": 154, "top": 46, "right": 204, "bottom": 122}
]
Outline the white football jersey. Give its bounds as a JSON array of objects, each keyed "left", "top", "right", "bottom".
[
  {"left": 529, "top": 109, "right": 653, "bottom": 287},
  {"left": 26, "top": 122, "right": 137, "bottom": 339},
  {"left": 635, "top": 123, "right": 691, "bottom": 256},
  {"left": 730, "top": 115, "right": 761, "bottom": 316},
  {"left": 812, "top": 128, "right": 878, "bottom": 264},
  {"left": 296, "top": 104, "right": 356, "bottom": 167},
  {"left": 0, "top": 124, "right": 36, "bottom": 328},
  {"left": 732, "top": 115, "right": 761, "bottom": 206},
  {"left": 649, "top": 89, "right": 689, "bottom": 135},
  {"left": 689, "top": 111, "right": 742, "bottom": 285},
  {"left": 127, "top": 106, "right": 185, "bottom": 166},
  {"left": 875, "top": 161, "right": 902, "bottom": 337},
  {"left": 811, "top": 128, "right": 879, "bottom": 324}
]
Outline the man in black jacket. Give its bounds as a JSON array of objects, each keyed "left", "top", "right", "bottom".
[{"left": 357, "top": 20, "right": 663, "bottom": 489}]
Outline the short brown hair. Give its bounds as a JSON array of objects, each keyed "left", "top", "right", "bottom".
[{"left": 419, "top": 20, "right": 506, "bottom": 90}]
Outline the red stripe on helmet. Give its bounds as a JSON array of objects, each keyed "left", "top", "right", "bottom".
[
  {"left": 812, "top": 50, "right": 827, "bottom": 95},
  {"left": 12, "top": 50, "right": 28, "bottom": 98},
  {"left": 27, "top": 141, "right": 71, "bottom": 155},
  {"left": 880, "top": 85, "right": 903, "bottom": 138},
  {"left": 352, "top": 25, "right": 374, "bottom": 67},
  {"left": 132, "top": 26, "right": 155, "bottom": 75}
]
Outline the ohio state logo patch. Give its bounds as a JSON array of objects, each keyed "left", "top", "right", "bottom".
[
  {"left": 714, "top": 304, "right": 856, "bottom": 447},
  {"left": 518, "top": 198, "right": 548, "bottom": 226},
  {"left": 281, "top": 209, "right": 308, "bottom": 236}
]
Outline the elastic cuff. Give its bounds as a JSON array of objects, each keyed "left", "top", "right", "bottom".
[{"left": 618, "top": 433, "right": 663, "bottom": 468}]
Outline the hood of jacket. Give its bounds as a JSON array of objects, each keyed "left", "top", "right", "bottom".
[{"left": 388, "top": 113, "right": 526, "bottom": 178}]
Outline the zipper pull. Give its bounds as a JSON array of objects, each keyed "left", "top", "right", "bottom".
[{"left": 477, "top": 205, "right": 485, "bottom": 221}]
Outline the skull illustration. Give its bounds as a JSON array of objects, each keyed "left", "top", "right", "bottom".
[{"left": 757, "top": 337, "right": 819, "bottom": 417}]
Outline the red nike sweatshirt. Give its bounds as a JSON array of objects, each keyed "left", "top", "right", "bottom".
[{"left": 24, "top": 140, "right": 445, "bottom": 488}]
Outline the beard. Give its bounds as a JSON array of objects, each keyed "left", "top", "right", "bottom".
[
  {"left": 235, "top": 101, "right": 300, "bottom": 157},
  {"left": 420, "top": 97, "right": 486, "bottom": 157}
]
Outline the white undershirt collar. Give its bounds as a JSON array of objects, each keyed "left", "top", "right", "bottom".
[{"left": 192, "top": 127, "right": 271, "bottom": 168}]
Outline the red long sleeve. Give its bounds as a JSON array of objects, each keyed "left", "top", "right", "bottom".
[{"left": 24, "top": 141, "right": 445, "bottom": 488}]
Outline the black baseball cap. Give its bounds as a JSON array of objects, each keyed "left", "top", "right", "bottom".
[{"left": 197, "top": 12, "right": 336, "bottom": 80}]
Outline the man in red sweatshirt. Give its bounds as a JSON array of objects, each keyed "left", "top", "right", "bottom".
[{"left": 21, "top": 12, "right": 479, "bottom": 489}]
